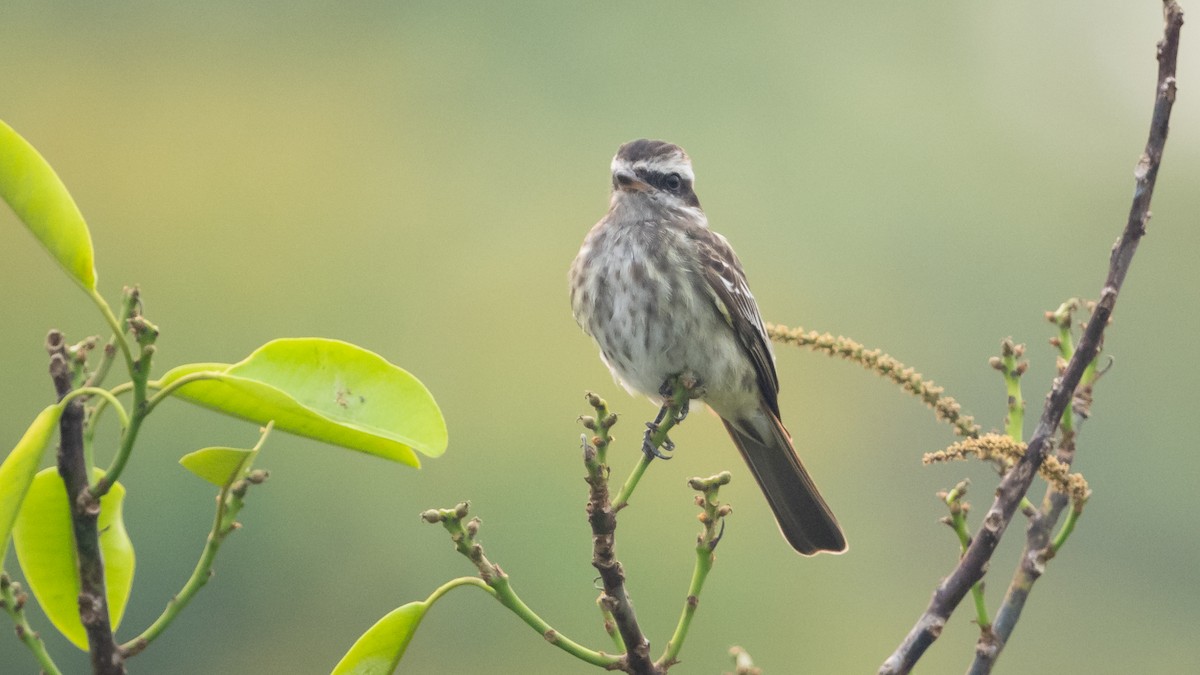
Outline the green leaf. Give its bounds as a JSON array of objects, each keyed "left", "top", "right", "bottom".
[
  {"left": 332, "top": 579, "right": 489, "bottom": 674},
  {"left": 180, "top": 447, "right": 256, "bottom": 486},
  {"left": 158, "top": 339, "right": 447, "bottom": 467},
  {"left": 12, "top": 468, "right": 135, "bottom": 651},
  {"left": 181, "top": 422, "right": 270, "bottom": 486},
  {"left": 0, "top": 119, "right": 97, "bottom": 291},
  {"left": 331, "top": 601, "right": 428, "bottom": 675},
  {"left": 0, "top": 405, "right": 63, "bottom": 563}
]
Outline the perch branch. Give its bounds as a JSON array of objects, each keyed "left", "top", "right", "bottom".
[
  {"left": 582, "top": 392, "right": 658, "bottom": 675},
  {"left": 879, "top": 3, "right": 1181, "bottom": 671}
]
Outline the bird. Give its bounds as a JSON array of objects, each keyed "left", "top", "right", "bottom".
[{"left": 568, "top": 139, "right": 846, "bottom": 555}]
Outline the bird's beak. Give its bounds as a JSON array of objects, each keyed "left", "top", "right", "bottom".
[{"left": 613, "top": 169, "right": 651, "bottom": 193}]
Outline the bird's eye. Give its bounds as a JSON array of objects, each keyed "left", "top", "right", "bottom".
[{"left": 664, "top": 173, "right": 683, "bottom": 191}]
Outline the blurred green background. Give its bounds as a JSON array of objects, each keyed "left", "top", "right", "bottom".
[{"left": 2, "top": 2, "right": 1197, "bottom": 673}]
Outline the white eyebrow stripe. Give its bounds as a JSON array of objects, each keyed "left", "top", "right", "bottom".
[
  {"left": 636, "top": 158, "right": 694, "bottom": 181},
  {"left": 610, "top": 156, "right": 695, "bottom": 182}
]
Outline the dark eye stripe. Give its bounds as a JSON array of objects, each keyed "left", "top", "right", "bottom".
[{"left": 639, "top": 171, "right": 689, "bottom": 192}]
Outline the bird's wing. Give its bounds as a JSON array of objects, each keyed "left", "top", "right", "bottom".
[{"left": 695, "top": 229, "right": 781, "bottom": 416}]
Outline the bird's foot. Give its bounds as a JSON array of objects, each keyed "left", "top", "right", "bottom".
[
  {"left": 708, "top": 518, "right": 727, "bottom": 551},
  {"left": 659, "top": 373, "right": 703, "bottom": 423},
  {"left": 642, "top": 421, "right": 675, "bottom": 460},
  {"left": 675, "top": 398, "right": 691, "bottom": 423}
]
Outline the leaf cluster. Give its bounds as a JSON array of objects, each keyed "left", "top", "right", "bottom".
[{"left": 0, "top": 120, "right": 447, "bottom": 673}]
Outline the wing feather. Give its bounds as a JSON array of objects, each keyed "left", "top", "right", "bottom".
[{"left": 694, "top": 230, "right": 781, "bottom": 416}]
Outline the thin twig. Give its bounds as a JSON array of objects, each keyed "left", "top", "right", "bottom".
[
  {"left": 879, "top": 3, "right": 1181, "bottom": 671},
  {"left": 940, "top": 482, "right": 990, "bottom": 632},
  {"left": 969, "top": 325, "right": 1096, "bottom": 670},
  {"left": 422, "top": 504, "right": 618, "bottom": 668},
  {"left": 657, "top": 473, "right": 732, "bottom": 670},
  {"left": 1, "top": 573, "right": 63, "bottom": 675},
  {"left": 122, "top": 425, "right": 271, "bottom": 658}
]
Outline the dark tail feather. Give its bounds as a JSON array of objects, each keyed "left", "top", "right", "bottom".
[{"left": 722, "top": 412, "right": 847, "bottom": 556}]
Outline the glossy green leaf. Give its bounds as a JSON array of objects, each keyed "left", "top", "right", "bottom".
[
  {"left": 0, "top": 405, "right": 63, "bottom": 563},
  {"left": 180, "top": 447, "right": 256, "bottom": 486},
  {"left": 0, "top": 120, "right": 97, "bottom": 291},
  {"left": 331, "top": 601, "right": 428, "bottom": 675},
  {"left": 158, "top": 339, "right": 447, "bottom": 467},
  {"left": 12, "top": 468, "right": 135, "bottom": 650}
]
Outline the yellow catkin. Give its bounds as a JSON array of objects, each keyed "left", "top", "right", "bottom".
[
  {"left": 768, "top": 323, "right": 1090, "bottom": 504},
  {"left": 766, "top": 323, "right": 981, "bottom": 438},
  {"left": 923, "top": 434, "right": 1090, "bottom": 503}
]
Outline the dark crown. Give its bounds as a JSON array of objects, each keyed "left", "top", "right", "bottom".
[{"left": 615, "top": 139, "right": 685, "bottom": 164}]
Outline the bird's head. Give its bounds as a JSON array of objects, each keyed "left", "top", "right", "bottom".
[{"left": 609, "top": 139, "right": 702, "bottom": 212}]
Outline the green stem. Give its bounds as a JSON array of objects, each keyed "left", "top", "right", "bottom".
[
  {"left": 60, "top": 387, "right": 130, "bottom": 431},
  {"left": 612, "top": 453, "right": 653, "bottom": 512},
  {"left": 85, "top": 341, "right": 119, "bottom": 390},
  {"left": 87, "top": 288, "right": 136, "bottom": 384},
  {"left": 86, "top": 381, "right": 133, "bottom": 431},
  {"left": 488, "top": 575, "right": 617, "bottom": 667},
  {"left": 597, "top": 600, "right": 625, "bottom": 653},
  {"left": 1060, "top": 407, "right": 1075, "bottom": 437},
  {"left": 78, "top": 291, "right": 136, "bottom": 475},
  {"left": 143, "top": 372, "right": 223, "bottom": 415},
  {"left": 945, "top": 485, "right": 990, "bottom": 630},
  {"left": 660, "top": 549, "right": 711, "bottom": 666},
  {"left": 93, "top": 362, "right": 203, "bottom": 497},
  {"left": 969, "top": 573, "right": 990, "bottom": 631},
  {"left": 84, "top": 289, "right": 138, "bottom": 390},
  {"left": 1053, "top": 302, "right": 1081, "bottom": 433},
  {"left": 83, "top": 381, "right": 134, "bottom": 475},
  {"left": 89, "top": 289, "right": 161, "bottom": 496},
  {"left": 95, "top": 391, "right": 144, "bottom": 497},
  {"left": 1056, "top": 323, "right": 1075, "bottom": 361},
  {"left": 612, "top": 384, "right": 687, "bottom": 511},
  {"left": 121, "top": 465, "right": 252, "bottom": 656},
  {"left": 1002, "top": 355, "right": 1024, "bottom": 442},
  {"left": 1, "top": 574, "right": 63, "bottom": 675},
  {"left": 426, "top": 576, "right": 496, "bottom": 603},
  {"left": 84, "top": 372, "right": 221, "bottom": 475},
  {"left": 1049, "top": 504, "right": 1083, "bottom": 554},
  {"left": 433, "top": 507, "right": 618, "bottom": 668},
  {"left": 658, "top": 476, "right": 727, "bottom": 667}
]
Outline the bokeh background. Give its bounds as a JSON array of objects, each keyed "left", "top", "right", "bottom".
[{"left": 2, "top": 2, "right": 1197, "bottom": 673}]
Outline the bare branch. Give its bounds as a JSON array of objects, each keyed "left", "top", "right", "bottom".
[
  {"left": 47, "top": 331, "right": 126, "bottom": 675},
  {"left": 879, "top": 2, "right": 1183, "bottom": 672}
]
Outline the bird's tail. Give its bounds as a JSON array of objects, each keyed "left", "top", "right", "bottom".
[{"left": 722, "top": 408, "right": 847, "bottom": 555}]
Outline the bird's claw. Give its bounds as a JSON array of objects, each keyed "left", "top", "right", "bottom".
[
  {"left": 657, "top": 376, "right": 697, "bottom": 423},
  {"left": 642, "top": 422, "right": 675, "bottom": 460},
  {"left": 674, "top": 398, "right": 691, "bottom": 423},
  {"left": 708, "top": 518, "right": 727, "bottom": 551}
]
